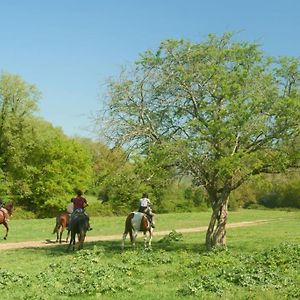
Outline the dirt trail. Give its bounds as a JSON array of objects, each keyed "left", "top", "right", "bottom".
[{"left": 0, "top": 219, "right": 269, "bottom": 251}]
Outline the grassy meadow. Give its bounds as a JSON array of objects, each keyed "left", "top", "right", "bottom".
[{"left": 0, "top": 209, "right": 300, "bottom": 299}]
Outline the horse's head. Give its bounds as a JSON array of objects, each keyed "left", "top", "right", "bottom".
[{"left": 5, "top": 202, "right": 14, "bottom": 215}]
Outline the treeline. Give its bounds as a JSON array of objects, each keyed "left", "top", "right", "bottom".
[
  {"left": 0, "top": 72, "right": 299, "bottom": 217},
  {"left": 0, "top": 73, "right": 93, "bottom": 216},
  {"left": 231, "top": 173, "right": 300, "bottom": 210},
  {"left": 0, "top": 72, "right": 187, "bottom": 216}
]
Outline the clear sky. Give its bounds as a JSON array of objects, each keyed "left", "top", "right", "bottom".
[{"left": 0, "top": 0, "right": 299, "bottom": 137}]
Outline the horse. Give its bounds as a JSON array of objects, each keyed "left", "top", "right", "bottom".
[
  {"left": 53, "top": 212, "right": 70, "bottom": 243},
  {"left": 67, "top": 213, "right": 90, "bottom": 251},
  {"left": 122, "top": 212, "right": 153, "bottom": 250},
  {"left": 0, "top": 202, "right": 14, "bottom": 240}
]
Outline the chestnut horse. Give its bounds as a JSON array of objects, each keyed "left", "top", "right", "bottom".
[
  {"left": 67, "top": 213, "right": 90, "bottom": 251},
  {"left": 122, "top": 212, "right": 153, "bottom": 250},
  {"left": 53, "top": 212, "right": 70, "bottom": 243},
  {"left": 0, "top": 202, "right": 14, "bottom": 240}
]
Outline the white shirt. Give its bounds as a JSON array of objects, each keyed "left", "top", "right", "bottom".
[
  {"left": 67, "top": 202, "right": 74, "bottom": 214},
  {"left": 140, "top": 197, "right": 151, "bottom": 207}
]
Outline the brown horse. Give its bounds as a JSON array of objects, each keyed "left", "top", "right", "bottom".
[
  {"left": 53, "top": 212, "right": 70, "bottom": 243},
  {"left": 122, "top": 212, "right": 153, "bottom": 250},
  {"left": 0, "top": 202, "right": 14, "bottom": 240}
]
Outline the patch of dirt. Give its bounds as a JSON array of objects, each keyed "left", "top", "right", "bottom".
[{"left": 0, "top": 219, "right": 269, "bottom": 251}]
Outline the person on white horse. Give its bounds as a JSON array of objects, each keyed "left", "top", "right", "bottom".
[{"left": 138, "top": 192, "right": 155, "bottom": 228}]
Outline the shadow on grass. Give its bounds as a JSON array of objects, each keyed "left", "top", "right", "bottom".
[{"left": 43, "top": 238, "right": 207, "bottom": 257}]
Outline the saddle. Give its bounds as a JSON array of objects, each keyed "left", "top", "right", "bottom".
[{"left": 138, "top": 211, "right": 155, "bottom": 228}]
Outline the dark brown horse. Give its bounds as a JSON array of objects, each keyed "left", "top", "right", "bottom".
[
  {"left": 53, "top": 212, "right": 70, "bottom": 243},
  {"left": 67, "top": 213, "right": 90, "bottom": 251},
  {"left": 122, "top": 212, "right": 153, "bottom": 250},
  {"left": 0, "top": 202, "right": 14, "bottom": 240}
]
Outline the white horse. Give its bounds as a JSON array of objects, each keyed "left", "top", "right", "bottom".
[{"left": 122, "top": 212, "right": 153, "bottom": 249}]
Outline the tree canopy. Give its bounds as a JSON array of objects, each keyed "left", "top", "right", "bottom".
[
  {"left": 100, "top": 33, "right": 300, "bottom": 249},
  {"left": 0, "top": 73, "right": 93, "bottom": 215}
]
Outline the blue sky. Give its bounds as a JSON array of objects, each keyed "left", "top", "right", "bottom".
[{"left": 0, "top": 0, "right": 299, "bottom": 137}]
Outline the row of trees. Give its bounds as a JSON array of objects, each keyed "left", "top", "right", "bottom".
[
  {"left": 0, "top": 73, "right": 93, "bottom": 215},
  {"left": 0, "top": 73, "right": 180, "bottom": 215}
]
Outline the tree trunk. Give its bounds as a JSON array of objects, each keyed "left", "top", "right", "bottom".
[{"left": 205, "top": 196, "right": 229, "bottom": 250}]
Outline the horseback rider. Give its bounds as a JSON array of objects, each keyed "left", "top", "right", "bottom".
[
  {"left": 68, "top": 190, "right": 92, "bottom": 231},
  {"left": 0, "top": 197, "right": 9, "bottom": 222},
  {"left": 138, "top": 192, "right": 155, "bottom": 228},
  {"left": 66, "top": 198, "right": 74, "bottom": 215}
]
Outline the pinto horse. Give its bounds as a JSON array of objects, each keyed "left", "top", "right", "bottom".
[
  {"left": 53, "top": 212, "right": 70, "bottom": 243},
  {"left": 67, "top": 213, "right": 90, "bottom": 251},
  {"left": 122, "top": 212, "right": 153, "bottom": 250},
  {"left": 0, "top": 202, "right": 14, "bottom": 240}
]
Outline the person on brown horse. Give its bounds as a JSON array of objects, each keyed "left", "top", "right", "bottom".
[
  {"left": 0, "top": 198, "right": 14, "bottom": 240},
  {"left": 0, "top": 197, "right": 9, "bottom": 223},
  {"left": 68, "top": 190, "right": 92, "bottom": 231},
  {"left": 138, "top": 192, "right": 155, "bottom": 228}
]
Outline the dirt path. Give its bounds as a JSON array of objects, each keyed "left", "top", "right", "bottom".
[{"left": 0, "top": 219, "right": 269, "bottom": 251}]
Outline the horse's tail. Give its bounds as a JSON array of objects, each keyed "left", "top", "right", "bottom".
[
  {"left": 125, "top": 213, "right": 134, "bottom": 242},
  {"left": 53, "top": 216, "right": 59, "bottom": 234}
]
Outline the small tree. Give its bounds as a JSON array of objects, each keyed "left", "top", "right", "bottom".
[{"left": 99, "top": 33, "right": 300, "bottom": 249}]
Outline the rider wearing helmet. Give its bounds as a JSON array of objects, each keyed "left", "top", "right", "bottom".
[{"left": 138, "top": 192, "right": 155, "bottom": 228}]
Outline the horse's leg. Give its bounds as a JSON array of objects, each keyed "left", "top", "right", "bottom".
[
  {"left": 143, "top": 232, "right": 147, "bottom": 248},
  {"left": 66, "top": 230, "right": 70, "bottom": 243},
  {"left": 56, "top": 227, "right": 60, "bottom": 243},
  {"left": 59, "top": 226, "right": 64, "bottom": 243},
  {"left": 3, "top": 222, "right": 8, "bottom": 240},
  {"left": 67, "top": 231, "right": 75, "bottom": 251},
  {"left": 67, "top": 235, "right": 72, "bottom": 251},
  {"left": 132, "top": 229, "right": 137, "bottom": 248},
  {"left": 73, "top": 232, "right": 76, "bottom": 251},
  {"left": 121, "top": 230, "right": 128, "bottom": 250},
  {"left": 53, "top": 222, "right": 59, "bottom": 242},
  {"left": 78, "top": 231, "right": 86, "bottom": 250},
  {"left": 148, "top": 229, "right": 153, "bottom": 249}
]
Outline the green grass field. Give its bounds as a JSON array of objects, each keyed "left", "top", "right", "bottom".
[{"left": 0, "top": 209, "right": 300, "bottom": 299}]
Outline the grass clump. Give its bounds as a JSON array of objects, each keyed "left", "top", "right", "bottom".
[{"left": 158, "top": 230, "right": 184, "bottom": 244}]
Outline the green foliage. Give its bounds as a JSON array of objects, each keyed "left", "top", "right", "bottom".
[
  {"left": 0, "top": 73, "right": 93, "bottom": 216},
  {"left": 6, "top": 119, "right": 93, "bottom": 216},
  {"left": 258, "top": 176, "right": 300, "bottom": 208},
  {"left": 0, "top": 72, "right": 40, "bottom": 196},
  {"left": 158, "top": 230, "right": 184, "bottom": 244},
  {"left": 1, "top": 243, "right": 300, "bottom": 299},
  {"left": 178, "top": 243, "right": 300, "bottom": 297}
]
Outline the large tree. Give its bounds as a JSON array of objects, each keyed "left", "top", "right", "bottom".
[
  {"left": 100, "top": 33, "right": 300, "bottom": 249},
  {"left": 0, "top": 72, "right": 40, "bottom": 194}
]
